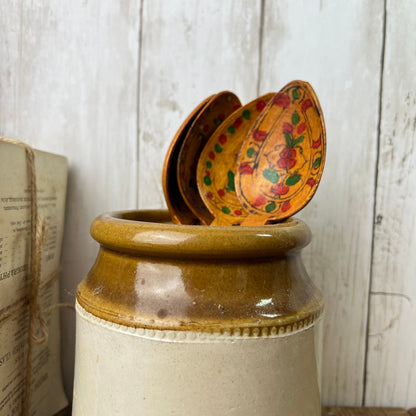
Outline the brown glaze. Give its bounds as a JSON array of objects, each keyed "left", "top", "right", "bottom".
[{"left": 77, "top": 210, "right": 323, "bottom": 334}]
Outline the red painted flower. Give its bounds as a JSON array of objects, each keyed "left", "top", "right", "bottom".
[
  {"left": 277, "top": 147, "right": 297, "bottom": 169},
  {"left": 207, "top": 192, "right": 213, "bottom": 200},
  {"left": 232, "top": 104, "right": 241, "bottom": 111},
  {"left": 297, "top": 122, "right": 306, "bottom": 134},
  {"left": 252, "top": 129, "right": 267, "bottom": 142},
  {"left": 218, "top": 113, "right": 225, "bottom": 121},
  {"left": 301, "top": 99, "right": 313, "bottom": 112},
  {"left": 253, "top": 195, "right": 266, "bottom": 207},
  {"left": 234, "top": 210, "right": 242, "bottom": 216},
  {"left": 312, "top": 137, "right": 321, "bottom": 149},
  {"left": 281, "top": 201, "right": 291, "bottom": 212},
  {"left": 272, "top": 93, "right": 291, "bottom": 108},
  {"left": 256, "top": 100, "right": 267, "bottom": 112},
  {"left": 219, "top": 134, "right": 227, "bottom": 145},
  {"left": 278, "top": 158, "right": 297, "bottom": 169},
  {"left": 282, "top": 122, "right": 293, "bottom": 134},
  {"left": 203, "top": 124, "right": 210, "bottom": 133},
  {"left": 209, "top": 152, "right": 215, "bottom": 160},
  {"left": 307, "top": 178, "right": 316, "bottom": 187},
  {"left": 238, "top": 162, "right": 254, "bottom": 175},
  {"left": 205, "top": 170, "right": 210, "bottom": 176},
  {"left": 271, "top": 182, "right": 289, "bottom": 196},
  {"left": 280, "top": 147, "right": 296, "bottom": 160},
  {"left": 234, "top": 117, "right": 243, "bottom": 129},
  {"left": 218, "top": 189, "right": 225, "bottom": 197}
]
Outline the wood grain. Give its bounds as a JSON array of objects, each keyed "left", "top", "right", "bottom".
[
  {"left": 322, "top": 408, "right": 408, "bottom": 416},
  {"left": 0, "top": 0, "right": 141, "bottom": 397},
  {"left": 259, "top": 0, "right": 385, "bottom": 405},
  {"left": 365, "top": 0, "right": 416, "bottom": 407},
  {"left": 138, "top": 0, "right": 261, "bottom": 209}
]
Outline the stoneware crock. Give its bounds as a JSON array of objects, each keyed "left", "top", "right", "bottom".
[{"left": 72, "top": 210, "right": 323, "bottom": 415}]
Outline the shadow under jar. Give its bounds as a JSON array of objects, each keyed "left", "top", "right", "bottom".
[{"left": 73, "top": 210, "right": 323, "bottom": 416}]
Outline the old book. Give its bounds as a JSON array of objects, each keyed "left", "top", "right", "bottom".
[{"left": 0, "top": 140, "right": 68, "bottom": 416}]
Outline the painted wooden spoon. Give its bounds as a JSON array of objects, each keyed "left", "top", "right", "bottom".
[
  {"left": 177, "top": 91, "right": 241, "bottom": 224},
  {"left": 162, "top": 95, "right": 213, "bottom": 224},
  {"left": 235, "top": 80, "right": 326, "bottom": 225},
  {"left": 196, "top": 93, "right": 276, "bottom": 225}
]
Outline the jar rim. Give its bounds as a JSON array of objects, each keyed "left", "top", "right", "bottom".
[{"left": 90, "top": 210, "right": 311, "bottom": 259}]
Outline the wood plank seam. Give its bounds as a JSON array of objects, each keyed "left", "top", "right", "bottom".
[{"left": 362, "top": 0, "right": 388, "bottom": 406}]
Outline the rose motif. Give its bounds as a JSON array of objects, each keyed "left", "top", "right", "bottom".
[
  {"left": 307, "top": 178, "right": 316, "bottom": 187},
  {"left": 238, "top": 162, "right": 254, "bottom": 175},
  {"left": 282, "top": 123, "right": 293, "bottom": 134},
  {"left": 271, "top": 182, "right": 289, "bottom": 196},
  {"left": 234, "top": 117, "right": 243, "bottom": 129},
  {"left": 297, "top": 122, "right": 306, "bottom": 134},
  {"left": 252, "top": 129, "right": 267, "bottom": 142},
  {"left": 256, "top": 100, "right": 267, "bottom": 112},
  {"left": 281, "top": 201, "right": 291, "bottom": 212},
  {"left": 272, "top": 93, "right": 291, "bottom": 108},
  {"left": 301, "top": 99, "right": 313, "bottom": 112},
  {"left": 277, "top": 147, "right": 297, "bottom": 169},
  {"left": 312, "top": 137, "right": 321, "bottom": 149},
  {"left": 253, "top": 195, "right": 266, "bottom": 207}
]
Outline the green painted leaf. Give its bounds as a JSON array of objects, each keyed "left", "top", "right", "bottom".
[
  {"left": 292, "top": 89, "right": 299, "bottom": 102},
  {"left": 215, "top": 143, "right": 223, "bottom": 153},
  {"left": 265, "top": 201, "right": 276, "bottom": 212},
  {"left": 242, "top": 109, "right": 251, "bottom": 120},
  {"left": 198, "top": 133, "right": 205, "bottom": 141},
  {"left": 246, "top": 147, "right": 255, "bottom": 157},
  {"left": 262, "top": 169, "right": 279, "bottom": 184},
  {"left": 214, "top": 118, "right": 221, "bottom": 126},
  {"left": 206, "top": 161, "right": 212, "bottom": 169},
  {"left": 222, "top": 206, "right": 231, "bottom": 214},
  {"left": 228, "top": 126, "right": 236, "bottom": 134},
  {"left": 292, "top": 112, "right": 300, "bottom": 125},
  {"left": 284, "top": 132, "right": 293, "bottom": 148},
  {"left": 204, "top": 175, "right": 212, "bottom": 186},
  {"left": 293, "top": 135, "right": 304, "bottom": 146},
  {"left": 285, "top": 174, "right": 301, "bottom": 186},
  {"left": 226, "top": 171, "right": 235, "bottom": 192},
  {"left": 313, "top": 157, "right": 322, "bottom": 169}
]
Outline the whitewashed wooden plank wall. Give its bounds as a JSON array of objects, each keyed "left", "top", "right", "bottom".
[
  {"left": 0, "top": 0, "right": 141, "bottom": 396},
  {"left": 138, "top": 0, "right": 261, "bottom": 209},
  {"left": 1, "top": 0, "right": 415, "bottom": 408},
  {"left": 366, "top": 0, "right": 416, "bottom": 407}
]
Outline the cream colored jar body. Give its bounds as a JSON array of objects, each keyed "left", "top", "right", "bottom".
[
  {"left": 73, "top": 210, "right": 323, "bottom": 415},
  {"left": 73, "top": 304, "right": 320, "bottom": 416}
]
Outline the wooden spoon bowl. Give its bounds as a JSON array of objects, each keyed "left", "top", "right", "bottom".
[
  {"left": 162, "top": 95, "right": 213, "bottom": 224},
  {"left": 177, "top": 91, "right": 241, "bottom": 224},
  {"left": 235, "top": 80, "right": 326, "bottom": 225},
  {"left": 196, "top": 93, "right": 275, "bottom": 225}
]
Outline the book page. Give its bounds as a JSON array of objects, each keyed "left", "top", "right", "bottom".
[{"left": 0, "top": 141, "right": 68, "bottom": 416}]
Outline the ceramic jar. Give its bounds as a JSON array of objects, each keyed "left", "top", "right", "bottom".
[{"left": 72, "top": 210, "right": 323, "bottom": 416}]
